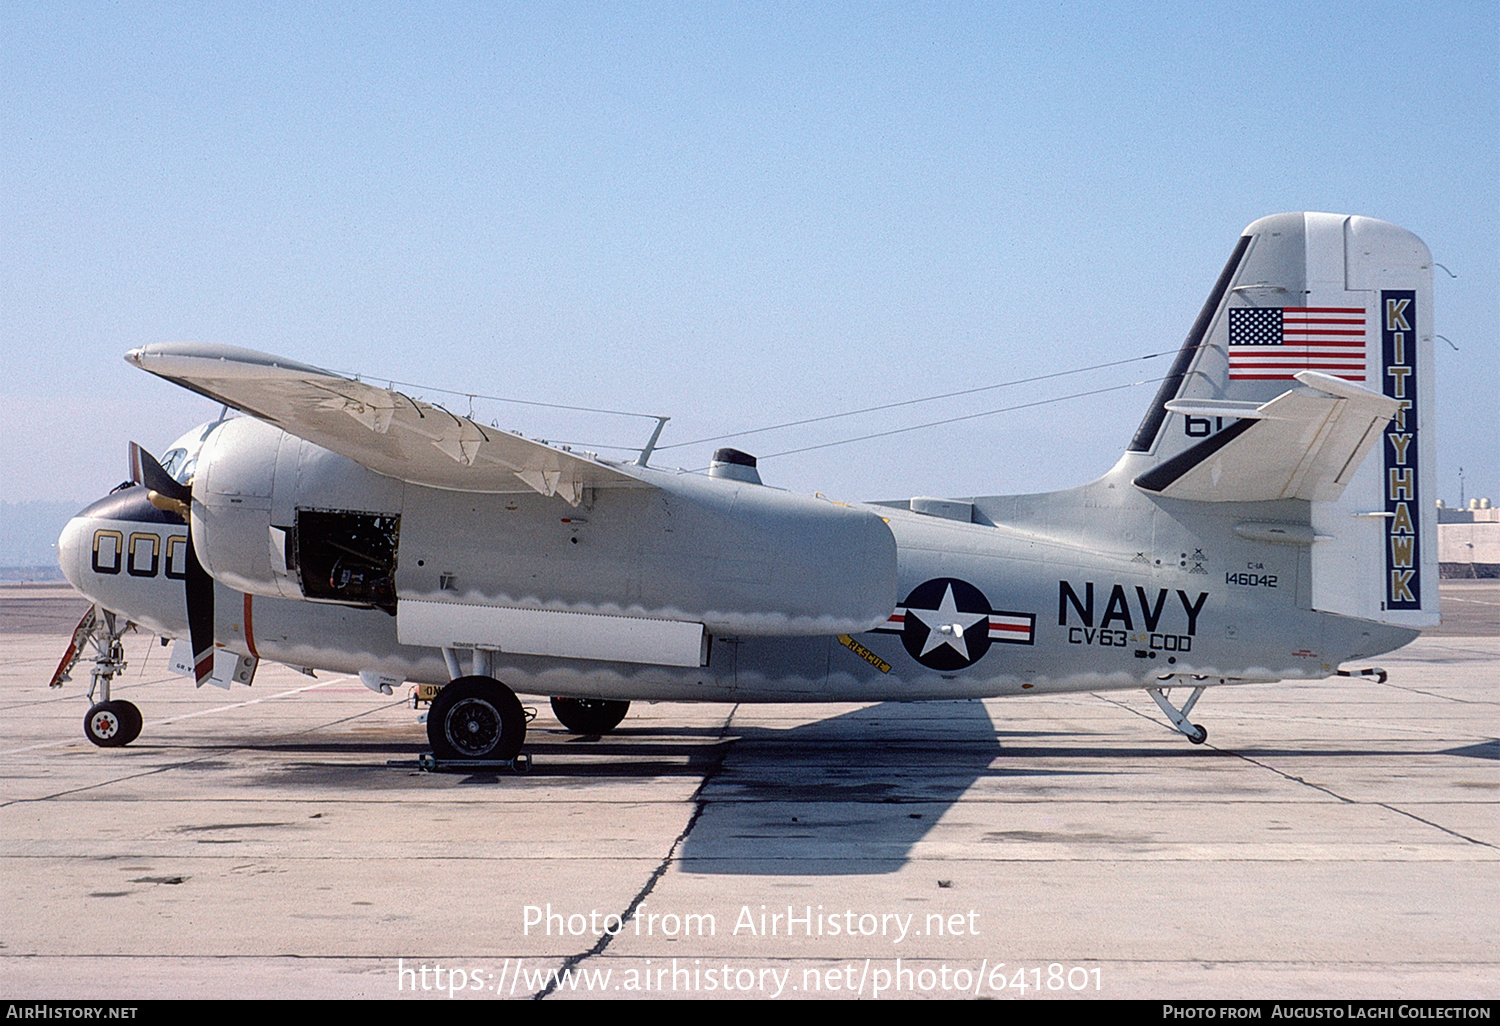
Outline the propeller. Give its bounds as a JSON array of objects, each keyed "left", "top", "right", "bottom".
[{"left": 130, "top": 443, "right": 216, "bottom": 687}]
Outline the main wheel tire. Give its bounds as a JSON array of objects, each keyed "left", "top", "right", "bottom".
[
  {"left": 1188, "top": 723, "right": 1208, "bottom": 745},
  {"left": 550, "top": 697, "right": 630, "bottom": 734},
  {"left": 428, "top": 676, "right": 526, "bottom": 761},
  {"left": 84, "top": 701, "right": 139, "bottom": 748}
]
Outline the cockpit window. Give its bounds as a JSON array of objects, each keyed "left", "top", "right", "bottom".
[
  {"left": 158, "top": 419, "right": 225, "bottom": 486},
  {"left": 158, "top": 448, "right": 191, "bottom": 484}
]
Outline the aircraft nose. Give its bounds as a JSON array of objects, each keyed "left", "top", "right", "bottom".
[{"left": 57, "top": 513, "right": 90, "bottom": 594}]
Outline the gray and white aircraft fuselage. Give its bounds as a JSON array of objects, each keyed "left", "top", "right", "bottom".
[
  {"left": 59, "top": 466, "right": 1415, "bottom": 702},
  {"left": 54, "top": 211, "right": 1439, "bottom": 755}
]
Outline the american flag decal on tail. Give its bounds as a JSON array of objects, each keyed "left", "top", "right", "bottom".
[{"left": 1227, "top": 306, "right": 1367, "bottom": 381}]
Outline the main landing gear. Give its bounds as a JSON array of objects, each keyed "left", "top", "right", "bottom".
[
  {"left": 550, "top": 696, "right": 630, "bottom": 735},
  {"left": 427, "top": 675, "right": 529, "bottom": 762},
  {"left": 52, "top": 606, "right": 143, "bottom": 748},
  {"left": 1147, "top": 685, "right": 1208, "bottom": 744}
]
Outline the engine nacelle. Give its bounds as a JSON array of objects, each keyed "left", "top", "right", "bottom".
[{"left": 190, "top": 417, "right": 404, "bottom": 608}]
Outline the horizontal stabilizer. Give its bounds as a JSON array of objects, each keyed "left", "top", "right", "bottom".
[
  {"left": 1135, "top": 372, "right": 1398, "bottom": 503},
  {"left": 125, "top": 343, "right": 653, "bottom": 504}
]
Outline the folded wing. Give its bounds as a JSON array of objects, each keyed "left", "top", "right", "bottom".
[{"left": 126, "top": 343, "right": 652, "bottom": 504}]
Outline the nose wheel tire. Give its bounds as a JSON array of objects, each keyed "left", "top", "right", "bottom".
[
  {"left": 428, "top": 676, "right": 527, "bottom": 762},
  {"left": 550, "top": 697, "right": 630, "bottom": 735},
  {"left": 84, "top": 700, "right": 142, "bottom": 747}
]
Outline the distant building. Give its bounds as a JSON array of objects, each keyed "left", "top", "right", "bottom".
[{"left": 1438, "top": 498, "right": 1499, "bottom": 578}]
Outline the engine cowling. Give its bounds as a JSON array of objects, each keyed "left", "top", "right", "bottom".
[{"left": 190, "top": 417, "right": 404, "bottom": 607}]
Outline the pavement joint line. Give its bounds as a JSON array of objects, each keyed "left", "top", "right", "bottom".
[
  {"left": 1398, "top": 640, "right": 1500, "bottom": 658},
  {"left": 1375, "top": 680, "right": 1491, "bottom": 704},
  {"left": 1093, "top": 685, "right": 1498, "bottom": 846},
  {"left": 0, "top": 678, "right": 401, "bottom": 805},
  {"left": 1224, "top": 751, "right": 1354, "bottom": 803},
  {"left": 1094, "top": 688, "right": 1499, "bottom": 845},
  {"left": 533, "top": 703, "right": 740, "bottom": 1000},
  {"left": 1226, "top": 751, "right": 1497, "bottom": 848},
  {"left": 0, "top": 676, "right": 357, "bottom": 757},
  {"left": 1370, "top": 802, "right": 1496, "bottom": 850},
  {"left": 0, "top": 757, "right": 236, "bottom": 808}
]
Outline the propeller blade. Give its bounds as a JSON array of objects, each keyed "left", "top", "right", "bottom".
[
  {"left": 128, "top": 442, "right": 192, "bottom": 505},
  {"left": 184, "top": 532, "right": 216, "bottom": 687},
  {"left": 129, "top": 443, "right": 214, "bottom": 684}
]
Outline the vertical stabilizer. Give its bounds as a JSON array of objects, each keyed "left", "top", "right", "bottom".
[{"left": 1120, "top": 213, "right": 1436, "bottom": 627}]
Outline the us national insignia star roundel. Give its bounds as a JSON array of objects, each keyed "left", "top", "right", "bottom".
[{"left": 898, "top": 578, "right": 994, "bottom": 671}]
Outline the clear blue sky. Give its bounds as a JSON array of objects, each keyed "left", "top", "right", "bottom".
[{"left": 4, "top": 1, "right": 1496, "bottom": 507}]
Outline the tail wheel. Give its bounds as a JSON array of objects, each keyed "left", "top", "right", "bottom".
[
  {"left": 428, "top": 676, "right": 526, "bottom": 761},
  {"left": 550, "top": 697, "right": 630, "bottom": 734},
  {"left": 84, "top": 700, "right": 142, "bottom": 748}
]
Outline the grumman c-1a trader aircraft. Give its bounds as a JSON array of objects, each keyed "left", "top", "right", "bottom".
[{"left": 53, "top": 213, "right": 1437, "bottom": 761}]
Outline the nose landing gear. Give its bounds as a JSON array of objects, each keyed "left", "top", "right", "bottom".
[
  {"left": 84, "top": 700, "right": 143, "bottom": 747},
  {"left": 53, "top": 606, "right": 144, "bottom": 748}
]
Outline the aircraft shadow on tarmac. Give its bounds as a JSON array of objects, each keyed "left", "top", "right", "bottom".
[
  {"left": 235, "top": 701, "right": 1109, "bottom": 875},
  {"left": 1439, "top": 740, "right": 1498, "bottom": 761},
  {"left": 674, "top": 700, "right": 1057, "bottom": 876},
  {"left": 219, "top": 701, "right": 1495, "bottom": 876}
]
